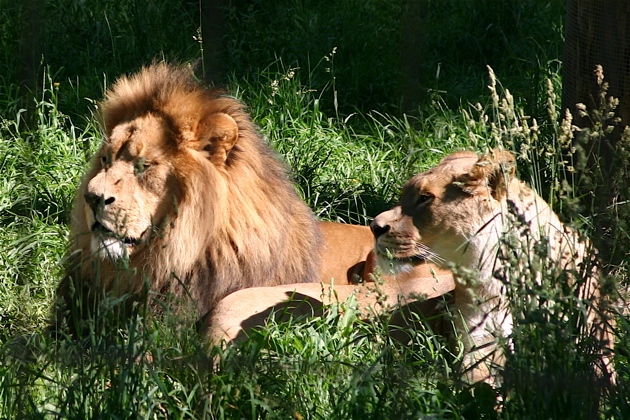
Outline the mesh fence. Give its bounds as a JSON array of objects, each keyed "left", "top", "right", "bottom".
[{"left": 563, "top": 0, "right": 630, "bottom": 128}]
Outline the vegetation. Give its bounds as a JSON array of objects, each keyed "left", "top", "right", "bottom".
[{"left": 0, "top": 0, "right": 628, "bottom": 418}]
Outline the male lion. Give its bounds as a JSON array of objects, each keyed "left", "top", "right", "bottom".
[
  {"left": 206, "top": 220, "right": 454, "bottom": 343},
  {"left": 371, "top": 149, "right": 614, "bottom": 385},
  {"left": 317, "top": 221, "right": 375, "bottom": 284},
  {"left": 56, "top": 63, "right": 323, "bottom": 328},
  {"left": 207, "top": 254, "right": 454, "bottom": 343}
]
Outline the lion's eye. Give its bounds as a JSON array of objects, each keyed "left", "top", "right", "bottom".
[
  {"left": 415, "top": 193, "right": 434, "bottom": 207},
  {"left": 100, "top": 151, "right": 113, "bottom": 169},
  {"left": 134, "top": 157, "right": 152, "bottom": 175}
]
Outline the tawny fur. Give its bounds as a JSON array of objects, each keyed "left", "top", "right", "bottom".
[
  {"left": 205, "top": 219, "right": 453, "bottom": 343},
  {"left": 371, "top": 149, "right": 614, "bottom": 385},
  {"left": 317, "top": 221, "right": 375, "bottom": 285},
  {"left": 56, "top": 63, "right": 322, "bottom": 325},
  {"left": 208, "top": 254, "right": 454, "bottom": 344}
]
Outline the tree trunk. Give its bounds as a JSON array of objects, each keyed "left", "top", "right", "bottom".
[
  {"left": 400, "top": 0, "right": 425, "bottom": 113},
  {"left": 563, "top": 0, "right": 630, "bottom": 134},
  {"left": 200, "top": 0, "right": 227, "bottom": 86},
  {"left": 563, "top": 0, "right": 630, "bottom": 267},
  {"left": 19, "top": 0, "right": 43, "bottom": 128}
]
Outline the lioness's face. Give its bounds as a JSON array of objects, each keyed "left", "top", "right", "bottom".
[
  {"left": 84, "top": 114, "right": 180, "bottom": 259},
  {"left": 371, "top": 152, "right": 501, "bottom": 269}
]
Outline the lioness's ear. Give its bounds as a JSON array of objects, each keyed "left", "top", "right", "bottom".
[
  {"left": 463, "top": 148, "right": 516, "bottom": 200},
  {"left": 194, "top": 112, "right": 239, "bottom": 166}
]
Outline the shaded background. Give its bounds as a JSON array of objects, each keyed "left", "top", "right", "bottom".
[{"left": 1, "top": 0, "right": 565, "bottom": 122}]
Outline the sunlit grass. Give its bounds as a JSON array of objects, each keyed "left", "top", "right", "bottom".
[
  {"left": 0, "top": 0, "right": 627, "bottom": 418},
  {"left": 1, "top": 59, "right": 626, "bottom": 418}
]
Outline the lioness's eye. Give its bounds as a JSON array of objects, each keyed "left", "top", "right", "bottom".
[{"left": 415, "top": 193, "right": 434, "bottom": 207}]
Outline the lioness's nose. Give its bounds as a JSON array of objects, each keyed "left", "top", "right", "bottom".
[
  {"left": 370, "top": 219, "right": 390, "bottom": 238},
  {"left": 84, "top": 192, "right": 114, "bottom": 213}
]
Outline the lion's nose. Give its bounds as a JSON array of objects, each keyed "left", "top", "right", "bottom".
[
  {"left": 370, "top": 219, "right": 390, "bottom": 238},
  {"left": 84, "top": 192, "right": 115, "bottom": 213}
]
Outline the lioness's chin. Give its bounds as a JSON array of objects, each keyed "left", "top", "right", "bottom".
[
  {"left": 91, "top": 236, "right": 134, "bottom": 260},
  {"left": 375, "top": 252, "right": 423, "bottom": 275}
]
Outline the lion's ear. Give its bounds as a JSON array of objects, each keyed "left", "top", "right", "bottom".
[
  {"left": 462, "top": 148, "right": 516, "bottom": 200},
  {"left": 194, "top": 112, "right": 239, "bottom": 166}
]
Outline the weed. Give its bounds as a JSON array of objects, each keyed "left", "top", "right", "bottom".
[{"left": 0, "top": 1, "right": 626, "bottom": 418}]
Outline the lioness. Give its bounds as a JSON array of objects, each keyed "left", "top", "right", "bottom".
[{"left": 371, "top": 149, "right": 614, "bottom": 385}]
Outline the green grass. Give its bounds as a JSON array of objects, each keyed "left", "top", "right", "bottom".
[
  {"left": 1, "top": 0, "right": 628, "bottom": 418},
  {"left": 0, "top": 81, "right": 98, "bottom": 339}
]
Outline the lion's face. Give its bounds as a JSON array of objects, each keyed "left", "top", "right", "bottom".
[
  {"left": 82, "top": 107, "right": 239, "bottom": 261},
  {"left": 371, "top": 151, "right": 514, "bottom": 270},
  {"left": 83, "top": 114, "right": 181, "bottom": 259}
]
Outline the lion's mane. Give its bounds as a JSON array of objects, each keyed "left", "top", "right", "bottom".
[{"left": 57, "top": 63, "right": 322, "bottom": 323}]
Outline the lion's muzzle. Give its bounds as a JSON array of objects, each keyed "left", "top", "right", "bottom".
[{"left": 84, "top": 191, "right": 115, "bottom": 215}]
